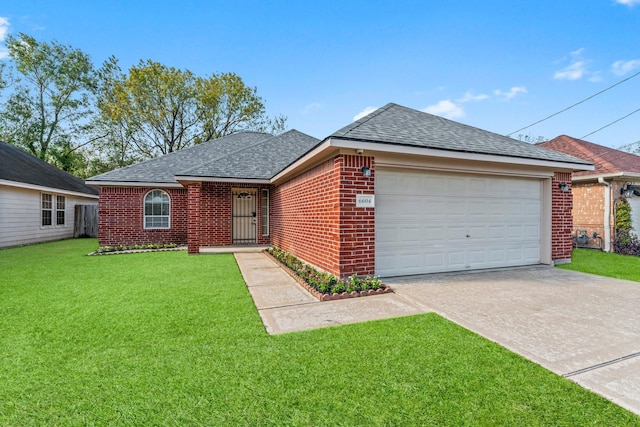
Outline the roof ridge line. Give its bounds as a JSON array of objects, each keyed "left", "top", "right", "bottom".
[
  {"left": 91, "top": 131, "right": 272, "bottom": 180},
  {"left": 336, "top": 103, "right": 396, "bottom": 135},
  {"left": 177, "top": 133, "right": 276, "bottom": 176},
  {"left": 177, "top": 131, "right": 304, "bottom": 176}
]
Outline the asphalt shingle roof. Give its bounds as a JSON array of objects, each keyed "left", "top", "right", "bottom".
[
  {"left": 538, "top": 135, "right": 640, "bottom": 177},
  {"left": 179, "top": 130, "right": 320, "bottom": 179},
  {"left": 331, "top": 103, "right": 592, "bottom": 166},
  {"left": 0, "top": 141, "right": 98, "bottom": 195},
  {"left": 88, "top": 130, "right": 320, "bottom": 184}
]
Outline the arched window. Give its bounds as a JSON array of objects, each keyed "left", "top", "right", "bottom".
[{"left": 144, "top": 190, "right": 170, "bottom": 229}]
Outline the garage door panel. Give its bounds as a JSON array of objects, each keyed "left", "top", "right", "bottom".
[
  {"left": 447, "top": 250, "right": 466, "bottom": 269},
  {"left": 376, "top": 170, "right": 542, "bottom": 276}
]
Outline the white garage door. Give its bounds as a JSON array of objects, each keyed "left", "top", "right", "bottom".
[{"left": 376, "top": 169, "right": 541, "bottom": 276}]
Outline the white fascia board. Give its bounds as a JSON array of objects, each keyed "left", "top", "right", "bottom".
[
  {"left": 84, "top": 180, "right": 184, "bottom": 188},
  {"left": 270, "top": 140, "right": 333, "bottom": 182},
  {"left": 329, "top": 138, "right": 595, "bottom": 172},
  {"left": 573, "top": 172, "right": 640, "bottom": 182},
  {"left": 0, "top": 179, "right": 99, "bottom": 199},
  {"left": 175, "top": 176, "right": 271, "bottom": 184}
]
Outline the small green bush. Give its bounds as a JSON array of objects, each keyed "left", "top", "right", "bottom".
[
  {"left": 267, "top": 247, "right": 385, "bottom": 295},
  {"left": 95, "top": 243, "right": 179, "bottom": 254}
]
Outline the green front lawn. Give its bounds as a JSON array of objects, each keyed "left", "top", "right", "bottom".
[
  {"left": 1, "top": 240, "right": 637, "bottom": 425},
  {"left": 559, "top": 248, "right": 640, "bottom": 281}
]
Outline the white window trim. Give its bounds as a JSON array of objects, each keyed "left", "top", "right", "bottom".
[
  {"left": 144, "top": 189, "right": 171, "bottom": 230},
  {"left": 41, "top": 193, "right": 53, "bottom": 228},
  {"left": 56, "top": 195, "right": 66, "bottom": 226},
  {"left": 261, "top": 188, "right": 269, "bottom": 236}
]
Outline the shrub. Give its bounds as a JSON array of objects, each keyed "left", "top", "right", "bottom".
[
  {"left": 267, "top": 247, "right": 385, "bottom": 295},
  {"left": 614, "top": 198, "right": 640, "bottom": 256}
]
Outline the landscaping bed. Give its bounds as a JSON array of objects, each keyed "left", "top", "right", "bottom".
[
  {"left": 265, "top": 247, "right": 392, "bottom": 301},
  {"left": 89, "top": 243, "right": 186, "bottom": 255}
]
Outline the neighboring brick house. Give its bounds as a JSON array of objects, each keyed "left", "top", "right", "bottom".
[
  {"left": 87, "top": 103, "right": 592, "bottom": 277},
  {"left": 0, "top": 141, "right": 99, "bottom": 248},
  {"left": 539, "top": 135, "right": 640, "bottom": 252}
]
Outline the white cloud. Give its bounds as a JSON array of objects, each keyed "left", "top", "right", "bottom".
[
  {"left": 612, "top": 59, "right": 640, "bottom": 76},
  {"left": 0, "top": 17, "right": 9, "bottom": 60},
  {"left": 456, "top": 91, "right": 489, "bottom": 103},
  {"left": 493, "top": 86, "right": 527, "bottom": 100},
  {"left": 423, "top": 100, "right": 464, "bottom": 119},
  {"left": 554, "top": 61, "right": 587, "bottom": 80},
  {"left": 554, "top": 48, "right": 589, "bottom": 80},
  {"left": 300, "top": 102, "right": 323, "bottom": 115},
  {"left": 353, "top": 106, "right": 379, "bottom": 121},
  {"left": 615, "top": 0, "right": 640, "bottom": 6}
]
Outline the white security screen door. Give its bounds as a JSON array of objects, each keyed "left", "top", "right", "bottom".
[{"left": 232, "top": 189, "right": 257, "bottom": 244}]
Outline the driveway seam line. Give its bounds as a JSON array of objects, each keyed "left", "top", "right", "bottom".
[{"left": 563, "top": 351, "right": 640, "bottom": 378}]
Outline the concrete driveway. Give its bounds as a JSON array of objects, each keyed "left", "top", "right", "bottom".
[{"left": 386, "top": 266, "right": 640, "bottom": 416}]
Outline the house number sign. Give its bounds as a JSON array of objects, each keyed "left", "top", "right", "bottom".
[{"left": 356, "top": 194, "right": 375, "bottom": 208}]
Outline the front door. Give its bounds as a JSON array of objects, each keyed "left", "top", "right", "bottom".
[{"left": 232, "top": 189, "right": 257, "bottom": 244}]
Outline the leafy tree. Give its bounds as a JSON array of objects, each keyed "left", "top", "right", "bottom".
[
  {"left": 196, "top": 72, "right": 285, "bottom": 142},
  {"left": 97, "top": 58, "right": 286, "bottom": 161},
  {"left": 516, "top": 133, "right": 547, "bottom": 144},
  {"left": 0, "top": 33, "right": 101, "bottom": 171}
]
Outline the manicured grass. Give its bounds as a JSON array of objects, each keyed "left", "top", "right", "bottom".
[
  {"left": 1, "top": 240, "right": 638, "bottom": 425},
  {"left": 558, "top": 248, "right": 640, "bottom": 282}
]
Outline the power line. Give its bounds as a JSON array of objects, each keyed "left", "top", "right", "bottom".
[
  {"left": 580, "top": 106, "right": 640, "bottom": 139},
  {"left": 507, "top": 69, "right": 640, "bottom": 136}
]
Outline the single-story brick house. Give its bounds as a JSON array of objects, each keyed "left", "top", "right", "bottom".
[
  {"left": 87, "top": 103, "right": 592, "bottom": 277},
  {"left": 0, "top": 141, "right": 99, "bottom": 249},
  {"left": 539, "top": 135, "right": 640, "bottom": 251}
]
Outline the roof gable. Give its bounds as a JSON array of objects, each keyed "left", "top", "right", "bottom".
[
  {"left": 538, "top": 135, "right": 640, "bottom": 177},
  {"left": 0, "top": 141, "right": 98, "bottom": 195},
  {"left": 331, "top": 103, "right": 591, "bottom": 166}
]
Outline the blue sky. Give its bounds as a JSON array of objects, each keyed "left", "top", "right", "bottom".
[{"left": 1, "top": 0, "right": 639, "bottom": 148}]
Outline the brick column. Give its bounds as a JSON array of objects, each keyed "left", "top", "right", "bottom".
[
  {"left": 187, "top": 183, "right": 201, "bottom": 254},
  {"left": 338, "top": 155, "right": 375, "bottom": 277},
  {"left": 551, "top": 172, "right": 573, "bottom": 263}
]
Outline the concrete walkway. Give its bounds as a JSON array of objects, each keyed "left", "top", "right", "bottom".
[
  {"left": 234, "top": 252, "right": 426, "bottom": 334},
  {"left": 234, "top": 252, "right": 640, "bottom": 416}
]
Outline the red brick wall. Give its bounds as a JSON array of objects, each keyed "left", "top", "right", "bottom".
[
  {"left": 198, "top": 182, "right": 271, "bottom": 248},
  {"left": 272, "top": 158, "right": 341, "bottom": 275},
  {"left": 572, "top": 182, "right": 605, "bottom": 240},
  {"left": 572, "top": 180, "right": 629, "bottom": 250},
  {"left": 98, "top": 187, "right": 188, "bottom": 247},
  {"left": 551, "top": 172, "right": 573, "bottom": 262},
  {"left": 337, "top": 155, "right": 375, "bottom": 276},
  {"left": 272, "top": 155, "right": 375, "bottom": 278},
  {"left": 187, "top": 183, "right": 201, "bottom": 254}
]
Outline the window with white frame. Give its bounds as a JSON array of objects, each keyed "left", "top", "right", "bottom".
[
  {"left": 42, "top": 193, "right": 52, "bottom": 226},
  {"left": 56, "top": 196, "right": 66, "bottom": 225},
  {"left": 144, "top": 189, "right": 170, "bottom": 229},
  {"left": 261, "top": 189, "right": 269, "bottom": 236}
]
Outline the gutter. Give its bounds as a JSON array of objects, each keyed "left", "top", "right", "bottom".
[{"left": 598, "top": 177, "right": 612, "bottom": 252}]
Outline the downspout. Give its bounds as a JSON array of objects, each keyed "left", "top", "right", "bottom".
[{"left": 598, "top": 177, "right": 611, "bottom": 252}]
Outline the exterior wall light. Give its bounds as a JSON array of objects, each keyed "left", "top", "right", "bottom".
[
  {"left": 361, "top": 166, "right": 371, "bottom": 177},
  {"left": 621, "top": 183, "right": 637, "bottom": 198},
  {"left": 558, "top": 183, "right": 570, "bottom": 192}
]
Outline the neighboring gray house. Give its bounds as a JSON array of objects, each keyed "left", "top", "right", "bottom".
[{"left": 0, "top": 141, "right": 99, "bottom": 249}]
